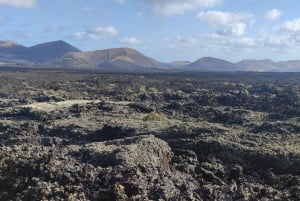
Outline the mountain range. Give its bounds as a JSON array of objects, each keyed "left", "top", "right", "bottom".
[
  {"left": 1, "top": 40, "right": 300, "bottom": 72},
  {"left": 0, "top": 40, "right": 80, "bottom": 64}
]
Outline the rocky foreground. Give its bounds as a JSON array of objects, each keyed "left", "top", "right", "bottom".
[{"left": 0, "top": 71, "right": 300, "bottom": 201}]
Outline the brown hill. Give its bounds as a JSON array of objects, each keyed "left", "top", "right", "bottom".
[
  {"left": 238, "top": 59, "right": 300, "bottom": 72},
  {"left": 51, "top": 47, "right": 165, "bottom": 70},
  {"left": 26, "top": 40, "right": 81, "bottom": 62},
  {"left": 183, "top": 57, "right": 240, "bottom": 71}
]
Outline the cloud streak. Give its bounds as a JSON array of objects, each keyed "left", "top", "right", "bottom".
[
  {"left": 75, "top": 26, "right": 119, "bottom": 40},
  {"left": 0, "top": 0, "right": 36, "bottom": 8},
  {"left": 120, "top": 0, "right": 221, "bottom": 16},
  {"left": 120, "top": 37, "right": 141, "bottom": 45}
]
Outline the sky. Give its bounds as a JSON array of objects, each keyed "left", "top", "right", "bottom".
[{"left": 1, "top": 0, "right": 300, "bottom": 62}]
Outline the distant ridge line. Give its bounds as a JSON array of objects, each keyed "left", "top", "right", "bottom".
[{"left": 1, "top": 40, "right": 300, "bottom": 72}]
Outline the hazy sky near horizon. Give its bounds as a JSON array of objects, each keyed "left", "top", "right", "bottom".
[{"left": 1, "top": 0, "right": 300, "bottom": 62}]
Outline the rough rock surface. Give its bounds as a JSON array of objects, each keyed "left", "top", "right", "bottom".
[{"left": 0, "top": 71, "right": 300, "bottom": 200}]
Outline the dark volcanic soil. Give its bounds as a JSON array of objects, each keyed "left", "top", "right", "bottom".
[{"left": 0, "top": 70, "right": 300, "bottom": 201}]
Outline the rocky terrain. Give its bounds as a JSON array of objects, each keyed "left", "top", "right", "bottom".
[{"left": 0, "top": 70, "right": 300, "bottom": 200}]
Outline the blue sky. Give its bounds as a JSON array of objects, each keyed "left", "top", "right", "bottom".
[{"left": 1, "top": 0, "right": 300, "bottom": 62}]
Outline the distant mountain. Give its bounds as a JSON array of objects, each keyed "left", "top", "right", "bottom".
[
  {"left": 26, "top": 40, "right": 81, "bottom": 62},
  {"left": 238, "top": 59, "right": 300, "bottom": 72},
  {"left": 182, "top": 57, "right": 240, "bottom": 71},
  {"left": 2, "top": 39, "right": 300, "bottom": 72},
  {"left": 170, "top": 61, "right": 191, "bottom": 67},
  {"left": 0, "top": 41, "right": 28, "bottom": 63},
  {"left": 237, "top": 59, "right": 279, "bottom": 72},
  {"left": 0, "top": 41, "right": 26, "bottom": 54},
  {"left": 50, "top": 47, "right": 166, "bottom": 70},
  {"left": 0, "top": 40, "right": 80, "bottom": 65},
  {"left": 278, "top": 60, "right": 300, "bottom": 72}
]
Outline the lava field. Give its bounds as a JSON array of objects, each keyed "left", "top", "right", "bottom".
[{"left": 0, "top": 70, "right": 300, "bottom": 201}]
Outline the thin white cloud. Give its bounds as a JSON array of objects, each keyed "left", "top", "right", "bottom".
[
  {"left": 225, "top": 37, "right": 257, "bottom": 48},
  {"left": 198, "top": 11, "right": 253, "bottom": 36},
  {"left": 83, "top": 6, "right": 94, "bottom": 14},
  {"left": 201, "top": 19, "right": 300, "bottom": 55},
  {"left": 44, "top": 24, "right": 64, "bottom": 33},
  {"left": 219, "top": 23, "right": 246, "bottom": 36},
  {"left": 274, "top": 18, "right": 300, "bottom": 32},
  {"left": 198, "top": 11, "right": 251, "bottom": 26},
  {"left": 263, "top": 18, "right": 300, "bottom": 51},
  {"left": 75, "top": 26, "right": 119, "bottom": 40},
  {"left": 136, "top": 11, "right": 143, "bottom": 16},
  {"left": 210, "top": 33, "right": 300, "bottom": 52},
  {"left": 120, "top": 37, "right": 142, "bottom": 45},
  {"left": 11, "top": 30, "right": 34, "bottom": 39},
  {"left": 165, "top": 35, "right": 200, "bottom": 49},
  {"left": 0, "top": 15, "right": 9, "bottom": 25},
  {"left": 138, "top": 0, "right": 221, "bottom": 16},
  {"left": 202, "top": 34, "right": 258, "bottom": 52},
  {"left": 263, "top": 36, "right": 289, "bottom": 48},
  {"left": 266, "top": 9, "right": 281, "bottom": 20},
  {"left": 0, "top": 0, "right": 36, "bottom": 8},
  {"left": 261, "top": 34, "right": 300, "bottom": 49}
]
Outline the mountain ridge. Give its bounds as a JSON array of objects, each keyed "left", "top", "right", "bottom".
[
  {"left": 1, "top": 40, "right": 300, "bottom": 72},
  {"left": 0, "top": 40, "right": 81, "bottom": 64},
  {"left": 27, "top": 40, "right": 81, "bottom": 62},
  {"left": 49, "top": 47, "right": 166, "bottom": 70},
  {"left": 183, "top": 57, "right": 240, "bottom": 71},
  {"left": 0, "top": 40, "right": 23, "bottom": 48}
]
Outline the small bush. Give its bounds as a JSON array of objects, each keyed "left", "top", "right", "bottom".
[{"left": 143, "top": 112, "right": 166, "bottom": 121}]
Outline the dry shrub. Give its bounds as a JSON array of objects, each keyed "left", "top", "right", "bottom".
[{"left": 143, "top": 112, "right": 166, "bottom": 121}]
